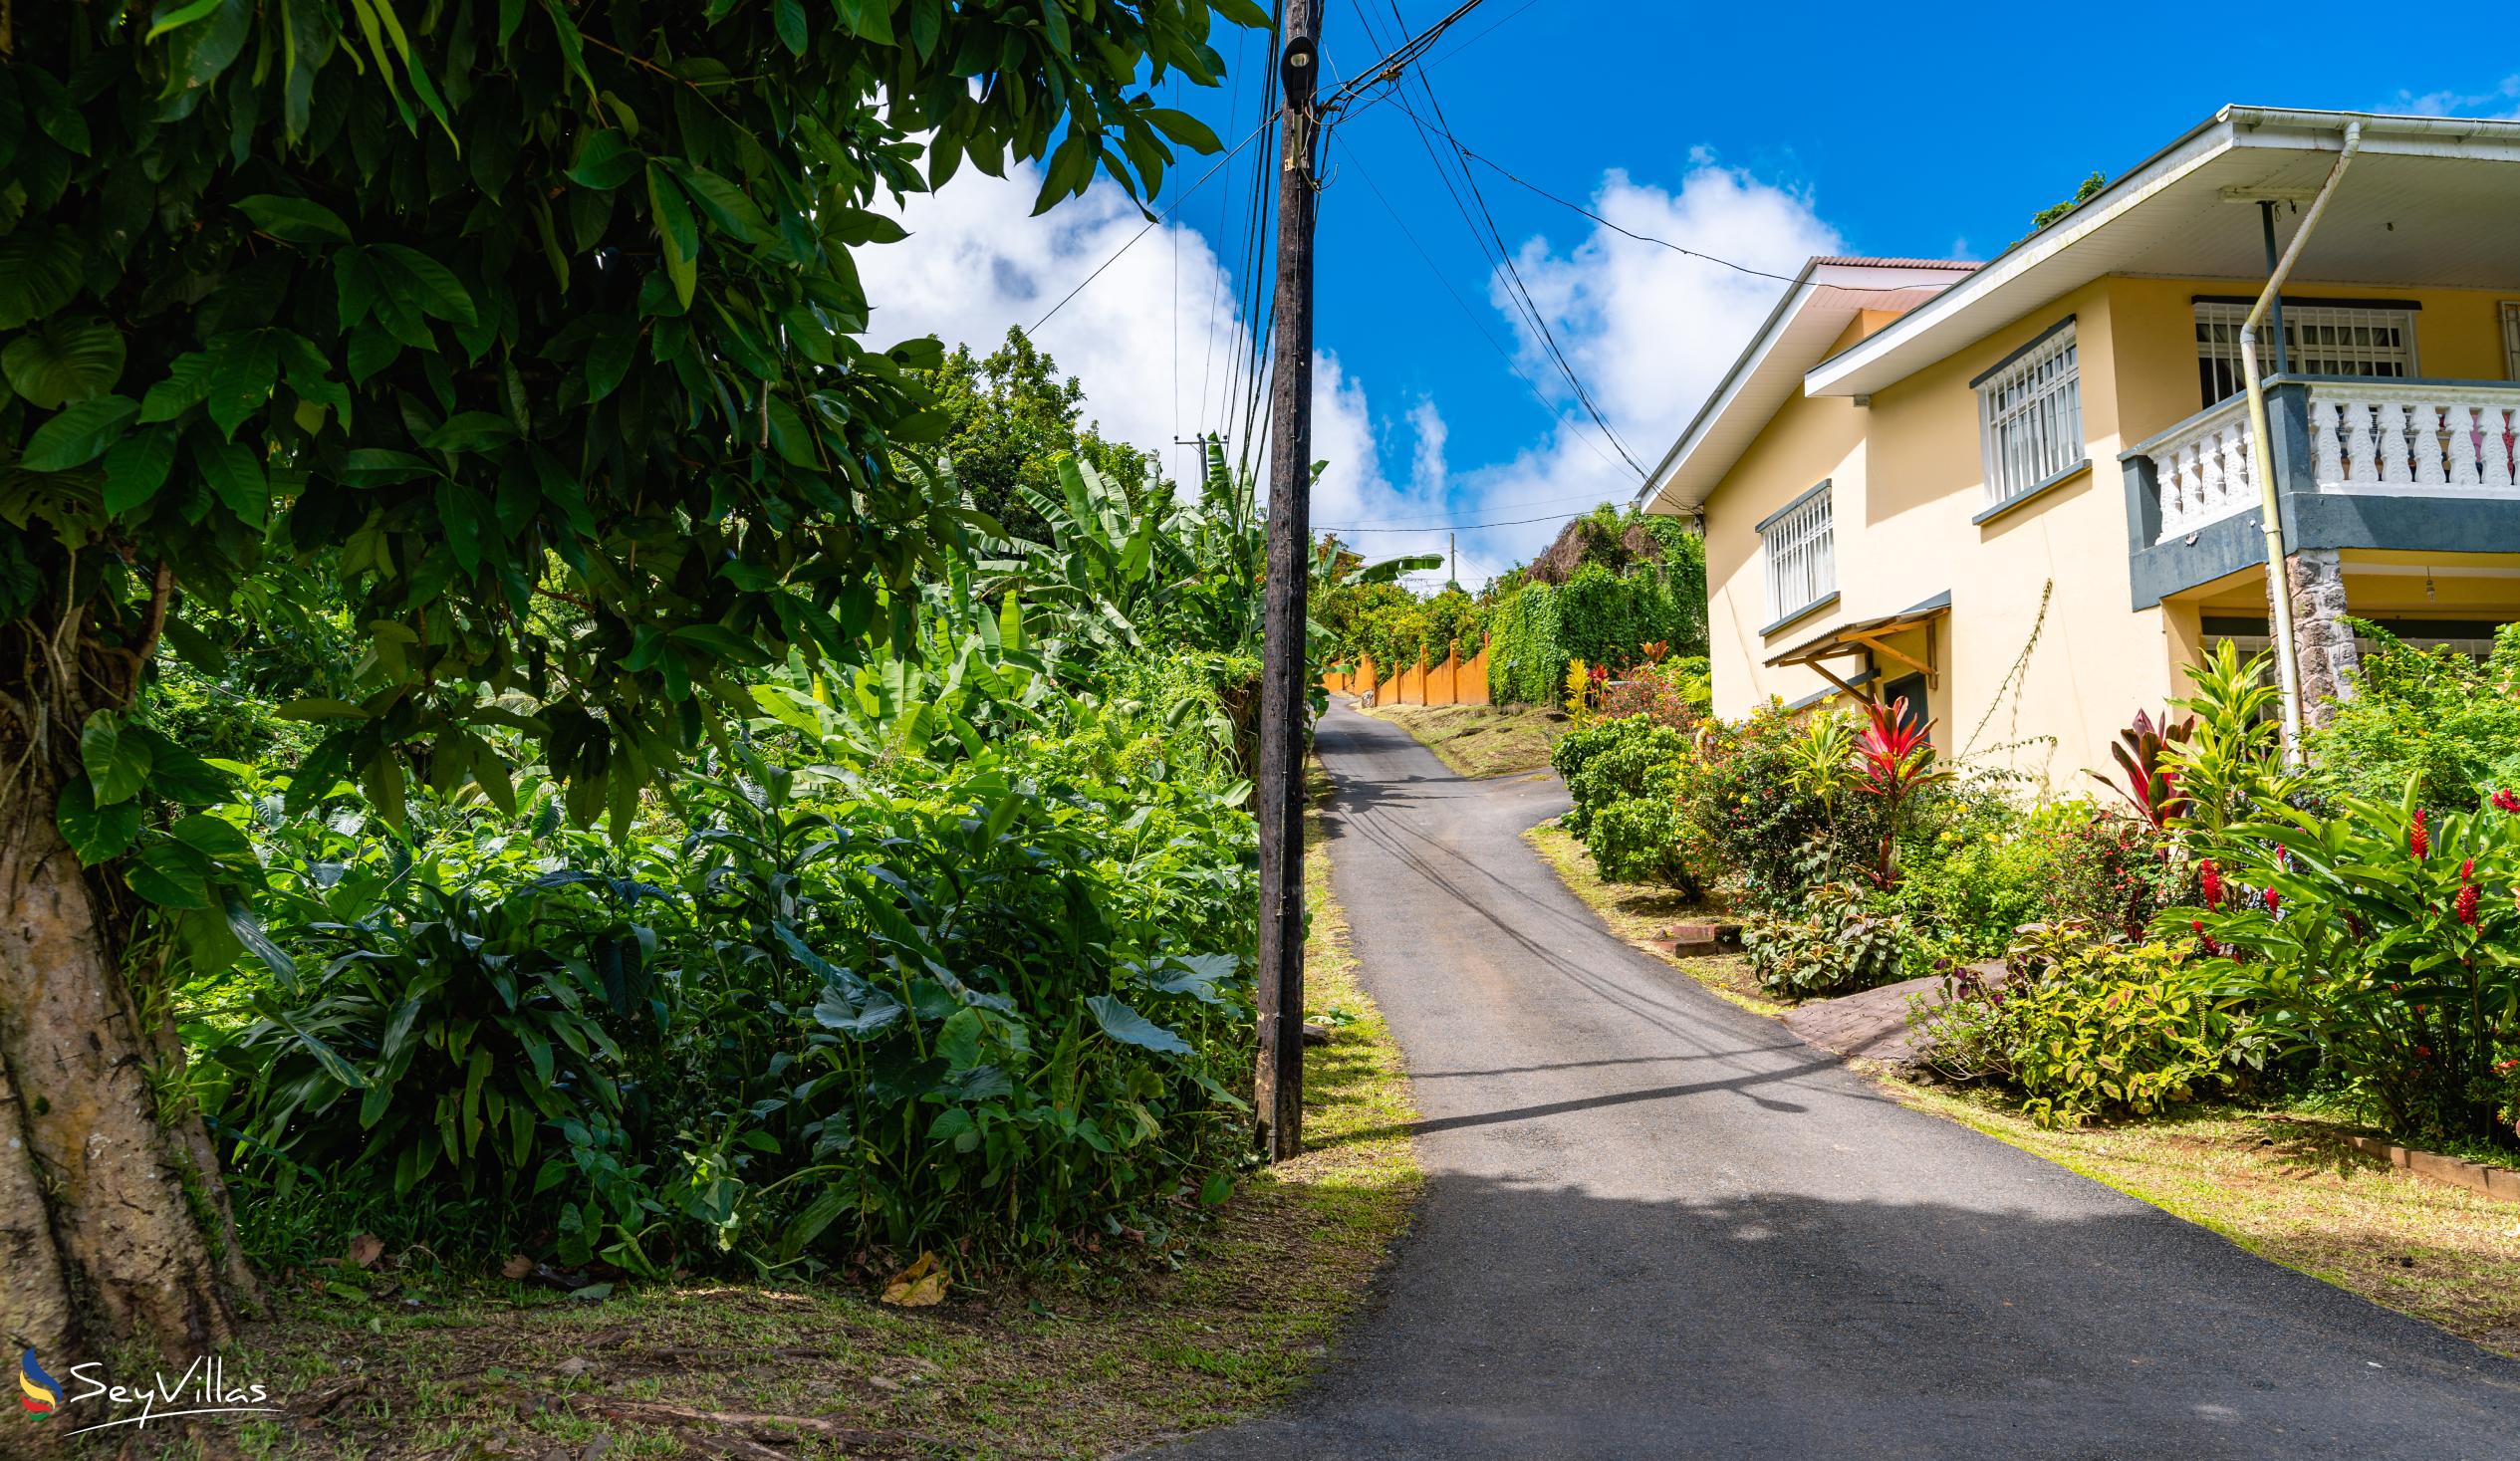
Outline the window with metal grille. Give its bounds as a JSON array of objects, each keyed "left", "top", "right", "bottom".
[
  {"left": 1759, "top": 483, "right": 1834, "bottom": 623},
  {"left": 1975, "top": 321, "right": 2084, "bottom": 510},
  {"left": 2194, "top": 302, "right": 2417, "bottom": 406}
]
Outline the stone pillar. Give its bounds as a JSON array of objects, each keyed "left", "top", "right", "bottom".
[{"left": 2282, "top": 547, "right": 2360, "bottom": 726}]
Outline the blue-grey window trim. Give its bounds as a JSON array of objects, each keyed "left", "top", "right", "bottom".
[
  {"left": 1972, "top": 458, "right": 2091, "bottom": 525},
  {"left": 1968, "top": 314, "right": 2078, "bottom": 389},
  {"left": 2191, "top": 294, "right": 2423, "bottom": 313},
  {"left": 1753, "top": 478, "right": 1832, "bottom": 535},
  {"left": 1757, "top": 591, "right": 1839, "bottom": 640}
]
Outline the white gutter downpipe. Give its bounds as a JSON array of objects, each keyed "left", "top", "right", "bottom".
[{"left": 2241, "top": 120, "right": 2362, "bottom": 764}]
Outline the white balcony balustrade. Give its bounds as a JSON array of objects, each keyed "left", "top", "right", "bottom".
[{"left": 2142, "top": 380, "right": 2520, "bottom": 546}]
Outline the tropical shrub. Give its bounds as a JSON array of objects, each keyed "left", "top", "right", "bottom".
[
  {"left": 1677, "top": 701, "right": 1889, "bottom": 907},
  {"left": 1486, "top": 532, "right": 1707, "bottom": 705},
  {"left": 2178, "top": 783, "right": 2520, "bottom": 1150},
  {"left": 1551, "top": 715, "right": 1704, "bottom": 892},
  {"left": 1741, "top": 881, "right": 1919, "bottom": 996},
  {"left": 1599, "top": 654, "right": 1713, "bottom": 728},
  {"left": 1923, "top": 923, "right": 2238, "bottom": 1128},
  {"left": 2308, "top": 622, "right": 2520, "bottom": 809},
  {"left": 199, "top": 741, "right": 1260, "bottom": 1275}
]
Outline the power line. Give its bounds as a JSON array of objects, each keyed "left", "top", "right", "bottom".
[
  {"left": 1333, "top": 131, "right": 1632, "bottom": 481},
  {"left": 1320, "top": 505, "right": 1603, "bottom": 533},
  {"left": 1326, "top": 490, "right": 1613, "bottom": 527},
  {"left": 1354, "top": 28, "right": 1648, "bottom": 480},
  {"left": 1373, "top": 87, "right": 1961, "bottom": 296},
  {"left": 1027, "top": 111, "right": 1281, "bottom": 335}
]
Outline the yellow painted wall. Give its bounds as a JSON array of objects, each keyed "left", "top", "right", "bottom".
[{"left": 2105, "top": 278, "right": 2518, "bottom": 447}]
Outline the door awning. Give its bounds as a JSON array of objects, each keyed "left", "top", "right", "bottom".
[{"left": 1764, "top": 591, "right": 1950, "bottom": 699}]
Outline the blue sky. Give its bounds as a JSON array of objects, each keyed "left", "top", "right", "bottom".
[{"left": 861, "top": 5, "right": 2520, "bottom": 588}]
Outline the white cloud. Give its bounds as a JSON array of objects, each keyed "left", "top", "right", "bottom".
[
  {"left": 2386, "top": 75, "right": 2520, "bottom": 119},
  {"left": 855, "top": 150, "right": 1846, "bottom": 600},
  {"left": 1442, "top": 159, "right": 1843, "bottom": 576}
]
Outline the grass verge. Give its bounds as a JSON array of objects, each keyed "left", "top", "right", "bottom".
[
  {"left": 198, "top": 775, "right": 1418, "bottom": 1461},
  {"left": 1521, "top": 820, "right": 1781, "bottom": 1016},
  {"left": 1529, "top": 817, "right": 2520, "bottom": 1360},
  {"left": 1360, "top": 701, "right": 1562, "bottom": 779}
]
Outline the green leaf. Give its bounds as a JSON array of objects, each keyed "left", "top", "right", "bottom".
[
  {"left": 584, "top": 321, "right": 636, "bottom": 404},
  {"left": 672, "top": 165, "right": 770, "bottom": 244},
  {"left": 169, "top": 812, "right": 254, "bottom": 861},
  {"left": 235, "top": 194, "right": 353, "bottom": 244},
  {"left": 565, "top": 130, "right": 642, "bottom": 190},
  {"left": 834, "top": 0, "right": 894, "bottom": 45},
  {"left": 2, "top": 315, "right": 126, "bottom": 408},
  {"left": 421, "top": 411, "right": 520, "bottom": 453},
  {"left": 56, "top": 780, "right": 142, "bottom": 864},
  {"left": 139, "top": 352, "right": 216, "bottom": 423},
  {"left": 81, "top": 712, "right": 154, "bottom": 806},
  {"left": 645, "top": 163, "right": 698, "bottom": 309},
  {"left": 0, "top": 226, "right": 83, "bottom": 331},
  {"left": 773, "top": 0, "right": 808, "bottom": 54},
  {"left": 22, "top": 395, "right": 137, "bottom": 471},
  {"left": 1085, "top": 995, "right": 1191, "bottom": 1056},
  {"left": 371, "top": 244, "right": 478, "bottom": 327},
  {"left": 1142, "top": 108, "right": 1222, "bottom": 153},
  {"left": 102, "top": 427, "right": 177, "bottom": 514},
  {"left": 222, "top": 891, "right": 297, "bottom": 981},
  {"left": 192, "top": 437, "right": 269, "bottom": 524},
  {"left": 206, "top": 332, "right": 281, "bottom": 437}
]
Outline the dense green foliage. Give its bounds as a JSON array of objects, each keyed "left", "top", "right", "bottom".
[
  {"left": 925, "top": 328, "right": 1164, "bottom": 546},
  {"left": 1927, "top": 922, "right": 2236, "bottom": 1128},
  {"left": 1550, "top": 717, "right": 1703, "bottom": 892},
  {"left": 9, "top": 0, "right": 1262, "bottom": 929},
  {"left": 1742, "top": 882, "right": 1917, "bottom": 997},
  {"left": 2305, "top": 622, "right": 2520, "bottom": 810},
  {"left": 1485, "top": 507, "right": 1707, "bottom": 705}
]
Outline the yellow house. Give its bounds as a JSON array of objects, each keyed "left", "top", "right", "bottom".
[{"left": 1638, "top": 106, "right": 2520, "bottom": 791}]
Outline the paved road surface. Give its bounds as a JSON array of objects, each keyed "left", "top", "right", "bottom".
[{"left": 1156, "top": 701, "right": 2520, "bottom": 1459}]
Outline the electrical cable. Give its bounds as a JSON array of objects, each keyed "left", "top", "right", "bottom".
[{"left": 1027, "top": 110, "right": 1281, "bottom": 335}]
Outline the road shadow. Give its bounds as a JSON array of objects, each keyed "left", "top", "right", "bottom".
[{"left": 1146, "top": 1174, "right": 2520, "bottom": 1460}]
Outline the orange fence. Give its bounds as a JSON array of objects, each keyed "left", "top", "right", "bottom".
[{"left": 1326, "top": 640, "right": 1490, "bottom": 708}]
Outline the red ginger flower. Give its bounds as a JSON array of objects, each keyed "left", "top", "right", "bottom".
[
  {"left": 2462, "top": 857, "right": 2477, "bottom": 882},
  {"left": 2263, "top": 885, "right": 2281, "bottom": 914},
  {"left": 2457, "top": 882, "right": 2481, "bottom": 926},
  {"left": 2496, "top": 788, "right": 2520, "bottom": 814},
  {"left": 2411, "top": 809, "right": 2430, "bottom": 858},
  {"left": 2201, "top": 859, "right": 2223, "bottom": 907}
]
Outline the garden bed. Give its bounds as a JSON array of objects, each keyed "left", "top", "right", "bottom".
[
  {"left": 216, "top": 774, "right": 1420, "bottom": 1461},
  {"left": 1362, "top": 701, "right": 1564, "bottom": 779}
]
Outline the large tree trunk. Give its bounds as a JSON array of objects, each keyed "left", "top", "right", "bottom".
[{"left": 0, "top": 766, "right": 255, "bottom": 1379}]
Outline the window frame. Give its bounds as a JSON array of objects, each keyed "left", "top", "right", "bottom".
[
  {"left": 1972, "top": 316, "right": 2086, "bottom": 512},
  {"left": 2194, "top": 299, "right": 2420, "bottom": 407},
  {"left": 1756, "top": 479, "right": 1836, "bottom": 628},
  {"left": 2502, "top": 301, "right": 2520, "bottom": 381}
]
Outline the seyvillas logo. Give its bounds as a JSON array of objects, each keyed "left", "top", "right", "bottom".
[
  {"left": 14, "top": 1351, "right": 281, "bottom": 1436},
  {"left": 19, "top": 1349, "right": 62, "bottom": 1417}
]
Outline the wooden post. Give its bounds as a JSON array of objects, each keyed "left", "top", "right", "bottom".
[{"left": 1253, "top": 9, "right": 1321, "bottom": 1164}]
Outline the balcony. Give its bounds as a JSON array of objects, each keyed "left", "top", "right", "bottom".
[{"left": 2122, "top": 376, "right": 2520, "bottom": 607}]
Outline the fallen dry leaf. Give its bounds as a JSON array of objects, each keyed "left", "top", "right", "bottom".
[
  {"left": 345, "top": 1234, "right": 385, "bottom": 1270},
  {"left": 879, "top": 1252, "right": 947, "bottom": 1308},
  {"left": 501, "top": 1254, "right": 535, "bottom": 1281}
]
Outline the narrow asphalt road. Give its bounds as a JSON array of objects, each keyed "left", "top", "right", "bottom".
[{"left": 1158, "top": 701, "right": 2520, "bottom": 1460}]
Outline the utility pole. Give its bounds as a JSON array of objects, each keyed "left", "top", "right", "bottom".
[
  {"left": 1449, "top": 531, "right": 1457, "bottom": 589},
  {"left": 1253, "top": 7, "right": 1322, "bottom": 1162}
]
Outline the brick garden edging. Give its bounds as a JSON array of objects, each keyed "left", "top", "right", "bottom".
[{"left": 2344, "top": 1133, "right": 2520, "bottom": 1203}]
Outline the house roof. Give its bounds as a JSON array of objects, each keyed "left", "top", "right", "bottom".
[
  {"left": 1805, "top": 106, "right": 2520, "bottom": 399},
  {"left": 1638, "top": 106, "right": 2520, "bottom": 521},
  {"left": 1631, "top": 258, "right": 1965, "bottom": 516}
]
